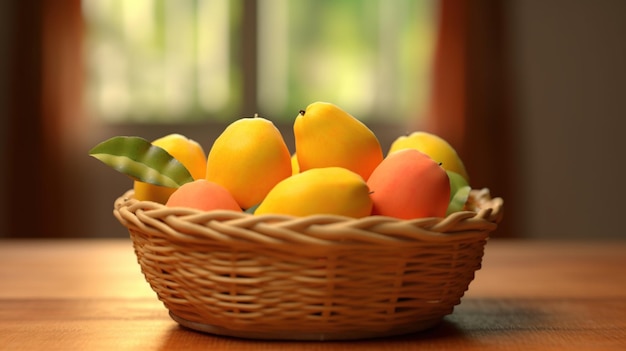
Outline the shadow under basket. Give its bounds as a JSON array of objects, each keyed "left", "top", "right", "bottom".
[{"left": 114, "top": 188, "right": 503, "bottom": 341}]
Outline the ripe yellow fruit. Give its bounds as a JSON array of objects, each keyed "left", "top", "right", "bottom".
[
  {"left": 134, "top": 133, "right": 207, "bottom": 203},
  {"left": 290, "top": 153, "right": 300, "bottom": 175},
  {"left": 294, "top": 102, "right": 383, "bottom": 180},
  {"left": 254, "top": 167, "right": 373, "bottom": 218},
  {"left": 388, "top": 131, "right": 470, "bottom": 182},
  {"left": 205, "top": 116, "right": 292, "bottom": 209}
]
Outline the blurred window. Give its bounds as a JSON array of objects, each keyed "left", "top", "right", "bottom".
[{"left": 82, "top": 0, "right": 435, "bottom": 123}]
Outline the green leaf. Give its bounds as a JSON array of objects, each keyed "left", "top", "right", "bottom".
[
  {"left": 446, "top": 185, "right": 471, "bottom": 215},
  {"left": 245, "top": 203, "right": 260, "bottom": 214},
  {"left": 89, "top": 136, "right": 194, "bottom": 188},
  {"left": 446, "top": 170, "right": 470, "bottom": 201}
]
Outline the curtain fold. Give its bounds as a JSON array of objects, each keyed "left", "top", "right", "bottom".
[
  {"left": 425, "top": 0, "right": 518, "bottom": 237},
  {"left": 6, "top": 0, "right": 84, "bottom": 237}
]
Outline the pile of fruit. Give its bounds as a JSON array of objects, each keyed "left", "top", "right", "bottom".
[{"left": 90, "top": 101, "right": 472, "bottom": 219}]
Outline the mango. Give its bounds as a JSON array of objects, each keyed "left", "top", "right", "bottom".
[
  {"left": 134, "top": 133, "right": 207, "bottom": 203},
  {"left": 389, "top": 131, "right": 469, "bottom": 182},
  {"left": 367, "top": 149, "right": 450, "bottom": 219},
  {"left": 254, "top": 167, "right": 373, "bottom": 218},
  {"left": 294, "top": 102, "right": 383, "bottom": 180},
  {"left": 205, "top": 115, "right": 291, "bottom": 210},
  {"left": 291, "top": 153, "right": 300, "bottom": 175},
  {"left": 166, "top": 179, "right": 242, "bottom": 212}
]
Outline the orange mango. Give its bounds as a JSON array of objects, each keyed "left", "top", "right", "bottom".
[
  {"left": 166, "top": 179, "right": 242, "bottom": 212},
  {"left": 367, "top": 149, "right": 450, "bottom": 219}
]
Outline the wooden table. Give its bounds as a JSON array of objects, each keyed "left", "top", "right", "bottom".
[{"left": 1, "top": 239, "right": 625, "bottom": 350}]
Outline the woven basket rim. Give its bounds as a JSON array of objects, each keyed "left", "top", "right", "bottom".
[{"left": 113, "top": 187, "right": 503, "bottom": 248}]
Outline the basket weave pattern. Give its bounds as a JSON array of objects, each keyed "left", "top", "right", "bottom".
[{"left": 114, "top": 188, "right": 503, "bottom": 340}]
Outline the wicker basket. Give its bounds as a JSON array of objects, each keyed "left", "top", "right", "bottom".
[{"left": 114, "top": 188, "right": 503, "bottom": 341}]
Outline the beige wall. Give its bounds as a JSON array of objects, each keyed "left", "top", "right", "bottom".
[{"left": 508, "top": 0, "right": 626, "bottom": 238}]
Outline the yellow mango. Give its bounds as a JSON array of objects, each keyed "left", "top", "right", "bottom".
[
  {"left": 134, "top": 133, "right": 207, "bottom": 203},
  {"left": 294, "top": 102, "right": 383, "bottom": 180},
  {"left": 290, "top": 153, "right": 300, "bottom": 175},
  {"left": 254, "top": 167, "right": 373, "bottom": 218},
  {"left": 206, "top": 116, "right": 291, "bottom": 209},
  {"left": 388, "top": 131, "right": 470, "bottom": 182}
]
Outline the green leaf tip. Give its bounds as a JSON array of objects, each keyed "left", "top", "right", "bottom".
[
  {"left": 89, "top": 136, "right": 194, "bottom": 188},
  {"left": 446, "top": 185, "right": 471, "bottom": 216}
]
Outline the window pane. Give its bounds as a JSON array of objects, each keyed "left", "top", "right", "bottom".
[
  {"left": 82, "top": 0, "right": 435, "bottom": 124},
  {"left": 258, "top": 0, "right": 436, "bottom": 122},
  {"left": 82, "top": 0, "right": 235, "bottom": 123}
]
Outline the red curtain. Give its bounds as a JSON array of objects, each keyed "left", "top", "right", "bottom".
[
  {"left": 7, "top": 0, "right": 84, "bottom": 237},
  {"left": 425, "top": 0, "right": 518, "bottom": 237}
]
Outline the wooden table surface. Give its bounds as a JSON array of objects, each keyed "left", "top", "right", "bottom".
[{"left": 1, "top": 238, "right": 625, "bottom": 350}]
